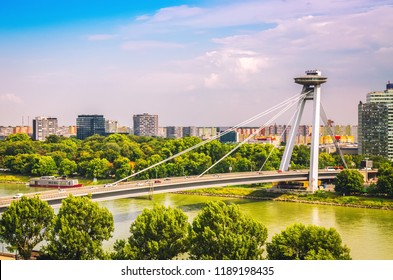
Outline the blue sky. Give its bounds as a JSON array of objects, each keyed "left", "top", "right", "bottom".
[{"left": 1, "top": 0, "right": 393, "bottom": 127}]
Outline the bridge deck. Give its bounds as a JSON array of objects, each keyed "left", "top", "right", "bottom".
[{"left": 0, "top": 169, "right": 375, "bottom": 213}]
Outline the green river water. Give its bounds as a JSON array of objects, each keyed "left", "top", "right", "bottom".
[{"left": 1, "top": 183, "right": 393, "bottom": 260}]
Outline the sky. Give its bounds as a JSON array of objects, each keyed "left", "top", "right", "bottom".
[{"left": 0, "top": 0, "right": 392, "bottom": 128}]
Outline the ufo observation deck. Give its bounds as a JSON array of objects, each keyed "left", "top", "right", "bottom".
[{"left": 294, "top": 70, "right": 327, "bottom": 86}]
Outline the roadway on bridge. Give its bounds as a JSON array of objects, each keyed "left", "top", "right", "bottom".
[{"left": 0, "top": 169, "right": 352, "bottom": 213}]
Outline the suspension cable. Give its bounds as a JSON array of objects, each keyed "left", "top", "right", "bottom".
[
  {"left": 257, "top": 93, "right": 308, "bottom": 171},
  {"left": 320, "top": 104, "right": 348, "bottom": 169},
  {"left": 112, "top": 91, "right": 311, "bottom": 184},
  {"left": 198, "top": 92, "right": 308, "bottom": 177}
]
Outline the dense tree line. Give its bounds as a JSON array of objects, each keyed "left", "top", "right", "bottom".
[
  {"left": 3, "top": 132, "right": 393, "bottom": 197},
  {"left": 0, "top": 133, "right": 368, "bottom": 180},
  {"left": 0, "top": 196, "right": 351, "bottom": 260}
]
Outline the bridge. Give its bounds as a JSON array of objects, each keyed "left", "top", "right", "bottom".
[
  {"left": 0, "top": 169, "right": 376, "bottom": 213},
  {"left": 0, "top": 70, "right": 362, "bottom": 212}
]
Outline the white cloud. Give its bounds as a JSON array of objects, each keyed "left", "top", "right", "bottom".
[
  {"left": 87, "top": 34, "right": 117, "bottom": 41},
  {"left": 121, "top": 40, "right": 184, "bottom": 51},
  {"left": 0, "top": 93, "right": 22, "bottom": 103},
  {"left": 137, "top": 5, "right": 203, "bottom": 23},
  {"left": 204, "top": 73, "right": 219, "bottom": 88},
  {"left": 192, "top": 49, "right": 269, "bottom": 88},
  {"left": 24, "top": 72, "right": 72, "bottom": 85}
]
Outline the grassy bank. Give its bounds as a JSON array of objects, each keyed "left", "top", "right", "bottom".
[
  {"left": 0, "top": 174, "right": 30, "bottom": 184},
  {"left": 180, "top": 186, "right": 393, "bottom": 210}
]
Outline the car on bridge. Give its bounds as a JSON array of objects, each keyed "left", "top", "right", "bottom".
[{"left": 13, "top": 193, "right": 23, "bottom": 199}]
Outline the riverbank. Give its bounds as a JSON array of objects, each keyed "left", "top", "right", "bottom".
[
  {"left": 0, "top": 175, "right": 30, "bottom": 184},
  {"left": 177, "top": 186, "right": 393, "bottom": 210}
]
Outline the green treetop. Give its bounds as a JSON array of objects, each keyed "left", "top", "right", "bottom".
[
  {"left": 112, "top": 204, "right": 190, "bottom": 260},
  {"left": 40, "top": 195, "right": 114, "bottom": 260},
  {"left": 189, "top": 201, "right": 268, "bottom": 260},
  {"left": 0, "top": 196, "right": 54, "bottom": 260},
  {"left": 267, "top": 223, "right": 351, "bottom": 260}
]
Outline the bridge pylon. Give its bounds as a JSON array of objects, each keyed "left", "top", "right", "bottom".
[{"left": 279, "top": 70, "right": 327, "bottom": 192}]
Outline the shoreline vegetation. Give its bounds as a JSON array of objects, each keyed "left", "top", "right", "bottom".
[
  {"left": 2, "top": 174, "right": 393, "bottom": 210},
  {"left": 175, "top": 185, "right": 393, "bottom": 210},
  {"left": 0, "top": 175, "right": 30, "bottom": 184}
]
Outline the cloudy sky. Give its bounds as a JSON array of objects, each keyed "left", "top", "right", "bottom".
[{"left": 0, "top": 0, "right": 392, "bottom": 128}]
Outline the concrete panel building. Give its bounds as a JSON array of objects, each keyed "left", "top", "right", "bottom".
[
  {"left": 32, "top": 116, "right": 58, "bottom": 141},
  {"left": 133, "top": 113, "right": 158, "bottom": 137}
]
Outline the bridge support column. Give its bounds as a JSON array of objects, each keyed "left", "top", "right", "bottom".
[
  {"left": 309, "top": 83, "right": 321, "bottom": 192},
  {"left": 279, "top": 70, "right": 327, "bottom": 193}
]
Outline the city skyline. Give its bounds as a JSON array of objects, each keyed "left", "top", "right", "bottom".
[{"left": 1, "top": 0, "right": 392, "bottom": 127}]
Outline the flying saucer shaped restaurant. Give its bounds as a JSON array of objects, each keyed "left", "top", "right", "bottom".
[{"left": 294, "top": 69, "right": 327, "bottom": 86}]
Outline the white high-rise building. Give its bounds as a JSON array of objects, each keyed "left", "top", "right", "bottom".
[
  {"left": 32, "top": 116, "right": 58, "bottom": 141},
  {"left": 105, "top": 120, "right": 118, "bottom": 133}
]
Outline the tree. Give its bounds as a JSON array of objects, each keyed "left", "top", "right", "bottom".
[
  {"left": 375, "top": 163, "right": 393, "bottom": 196},
  {"left": 110, "top": 239, "right": 136, "bottom": 260},
  {"left": 236, "top": 157, "right": 253, "bottom": 172},
  {"left": 267, "top": 223, "right": 351, "bottom": 260},
  {"left": 86, "top": 158, "right": 110, "bottom": 179},
  {"left": 291, "top": 145, "right": 310, "bottom": 169},
  {"left": 45, "top": 134, "right": 62, "bottom": 143},
  {"left": 5, "top": 133, "right": 31, "bottom": 142},
  {"left": 47, "top": 151, "right": 68, "bottom": 167},
  {"left": 31, "top": 155, "right": 57, "bottom": 176},
  {"left": 120, "top": 141, "right": 145, "bottom": 161},
  {"left": 183, "top": 152, "right": 211, "bottom": 175},
  {"left": 3, "top": 154, "right": 38, "bottom": 174},
  {"left": 3, "top": 141, "right": 35, "bottom": 156},
  {"left": 113, "top": 156, "right": 132, "bottom": 180},
  {"left": 114, "top": 204, "right": 190, "bottom": 260},
  {"left": 134, "top": 158, "right": 150, "bottom": 180},
  {"left": 102, "top": 142, "right": 121, "bottom": 162},
  {"left": 58, "top": 158, "right": 77, "bottom": 176},
  {"left": 40, "top": 195, "right": 114, "bottom": 260},
  {"left": 334, "top": 169, "right": 364, "bottom": 195},
  {"left": 319, "top": 152, "right": 336, "bottom": 169},
  {"left": 0, "top": 196, "right": 54, "bottom": 260},
  {"left": 189, "top": 201, "right": 268, "bottom": 260}
]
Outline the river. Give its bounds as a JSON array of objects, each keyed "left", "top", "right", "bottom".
[{"left": 1, "top": 183, "right": 393, "bottom": 260}]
